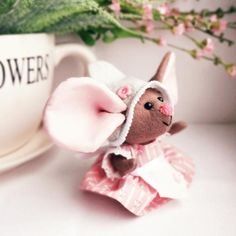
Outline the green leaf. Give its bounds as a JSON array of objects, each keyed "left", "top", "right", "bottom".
[
  {"left": 0, "top": 0, "right": 100, "bottom": 33},
  {"left": 45, "top": 13, "right": 112, "bottom": 34},
  {"left": 0, "top": 0, "right": 17, "bottom": 14},
  {"left": 79, "top": 31, "right": 96, "bottom": 46},
  {"left": 0, "top": 0, "right": 34, "bottom": 33},
  {"left": 102, "top": 31, "right": 116, "bottom": 43}
]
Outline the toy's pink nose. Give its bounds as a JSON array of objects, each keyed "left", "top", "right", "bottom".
[{"left": 160, "top": 103, "right": 172, "bottom": 116}]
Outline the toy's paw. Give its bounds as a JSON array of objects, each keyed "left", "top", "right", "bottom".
[
  {"left": 109, "top": 154, "right": 137, "bottom": 177},
  {"left": 168, "top": 121, "right": 187, "bottom": 135}
]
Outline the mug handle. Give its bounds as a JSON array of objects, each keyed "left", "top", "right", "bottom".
[
  {"left": 40, "top": 44, "right": 96, "bottom": 127},
  {"left": 54, "top": 44, "right": 96, "bottom": 74}
]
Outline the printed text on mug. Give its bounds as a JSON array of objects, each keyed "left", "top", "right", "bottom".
[{"left": 0, "top": 54, "right": 50, "bottom": 89}]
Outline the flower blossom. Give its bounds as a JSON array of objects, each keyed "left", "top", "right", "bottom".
[
  {"left": 193, "top": 50, "right": 204, "bottom": 60},
  {"left": 145, "top": 21, "right": 155, "bottom": 33},
  {"left": 173, "top": 23, "right": 185, "bottom": 35},
  {"left": 109, "top": 0, "right": 121, "bottom": 16},
  {"left": 143, "top": 4, "right": 153, "bottom": 21},
  {"left": 185, "top": 21, "right": 194, "bottom": 33},
  {"left": 156, "top": 36, "right": 167, "bottom": 47},
  {"left": 171, "top": 8, "right": 180, "bottom": 17},
  {"left": 213, "top": 19, "right": 227, "bottom": 33},
  {"left": 210, "top": 15, "right": 227, "bottom": 33},
  {"left": 192, "top": 38, "right": 214, "bottom": 59},
  {"left": 142, "top": 4, "right": 154, "bottom": 33},
  {"left": 156, "top": 3, "right": 171, "bottom": 16},
  {"left": 226, "top": 65, "right": 236, "bottom": 77},
  {"left": 202, "top": 38, "right": 214, "bottom": 55},
  {"left": 210, "top": 15, "right": 218, "bottom": 22}
]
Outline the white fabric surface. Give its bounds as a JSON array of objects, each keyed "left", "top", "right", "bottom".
[
  {"left": 132, "top": 155, "right": 188, "bottom": 199},
  {"left": 0, "top": 124, "right": 236, "bottom": 236}
]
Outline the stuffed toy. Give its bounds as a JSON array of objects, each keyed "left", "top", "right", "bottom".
[{"left": 44, "top": 52, "right": 194, "bottom": 216}]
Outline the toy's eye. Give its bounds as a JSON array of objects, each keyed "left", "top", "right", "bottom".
[
  {"left": 157, "top": 96, "right": 164, "bottom": 102},
  {"left": 144, "top": 102, "right": 154, "bottom": 110}
]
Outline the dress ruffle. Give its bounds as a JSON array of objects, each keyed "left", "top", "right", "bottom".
[{"left": 81, "top": 142, "right": 194, "bottom": 216}]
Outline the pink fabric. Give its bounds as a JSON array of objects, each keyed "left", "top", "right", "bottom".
[
  {"left": 81, "top": 141, "right": 194, "bottom": 216},
  {"left": 44, "top": 77, "right": 127, "bottom": 153}
]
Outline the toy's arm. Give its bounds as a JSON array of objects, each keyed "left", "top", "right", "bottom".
[
  {"left": 168, "top": 121, "right": 187, "bottom": 135},
  {"left": 101, "top": 147, "right": 136, "bottom": 179},
  {"left": 109, "top": 154, "right": 137, "bottom": 177}
]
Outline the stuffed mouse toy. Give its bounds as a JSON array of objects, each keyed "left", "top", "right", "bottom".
[{"left": 44, "top": 52, "right": 194, "bottom": 216}]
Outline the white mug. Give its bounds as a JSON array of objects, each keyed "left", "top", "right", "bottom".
[{"left": 0, "top": 33, "right": 95, "bottom": 156}]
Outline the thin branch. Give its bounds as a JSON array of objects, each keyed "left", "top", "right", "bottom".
[
  {"left": 178, "top": 6, "right": 236, "bottom": 17},
  {"left": 184, "top": 33, "right": 201, "bottom": 47},
  {"left": 195, "top": 27, "right": 234, "bottom": 46},
  {"left": 228, "top": 22, "right": 236, "bottom": 30}
]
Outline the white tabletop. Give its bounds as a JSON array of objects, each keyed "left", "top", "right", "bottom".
[{"left": 0, "top": 124, "right": 236, "bottom": 236}]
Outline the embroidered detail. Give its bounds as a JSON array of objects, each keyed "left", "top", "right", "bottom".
[{"left": 117, "top": 85, "right": 132, "bottom": 99}]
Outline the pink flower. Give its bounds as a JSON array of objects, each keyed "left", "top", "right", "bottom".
[
  {"left": 160, "top": 104, "right": 172, "bottom": 116},
  {"left": 117, "top": 85, "right": 132, "bottom": 99},
  {"left": 142, "top": 4, "right": 154, "bottom": 33},
  {"left": 195, "top": 50, "right": 204, "bottom": 59},
  {"left": 172, "top": 23, "right": 185, "bottom": 35},
  {"left": 145, "top": 20, "right": 154, "bottom": 33},
  {"left": 157, "top": 36, "right": 167, "bottom": 47},
  {"left": 226, "top": 65, "right": 236, "bottom": 77},
  {"left": 210, "top": 15, "right": 227, "bottom": 33},
  {"left": 171, "top": 8, "right": 180, "bottom": 17},
  {"left": 192, "top": 39, "right": 214, "bottom": 59},
  {"left": 156, "top": 3, "right": 171, "bottom": 16},
  {"left": 143, "top": 4, "right": 153, "bottom": 21},
  {"left": 185, "top": 21, "right": 194, "bottom": 33},
  {"left": 109, "top": 0, "right": 121, "bottom": 16},
  {"left": 184, "top": 15, "right": 195, "bottom": 32},
  {"left": 186, "top": 15, "right": 194, "bottom": 21},
  {"left": 210, "top": 15, "right": 218, "bottom": 22},
  {"left": 213, "top": 19, "right": 227, "bottom": 33},
  {"left": 202, "top": 38, "right": 214, "bottom": 55}
]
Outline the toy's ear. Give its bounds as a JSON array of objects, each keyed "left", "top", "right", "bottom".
[
  {"left": 89, "top": 61, "right": 125, "bottom": 84},
  {"left": 151, "top": 52, "right": 178, "bottom": 105},
  {"left": 44, "top": 78, "right": 127, "bottom": 153}
]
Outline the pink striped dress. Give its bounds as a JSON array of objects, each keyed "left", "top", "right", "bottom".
[{"left": 81, "top": 140, "right": 194, "bottom": 216}]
